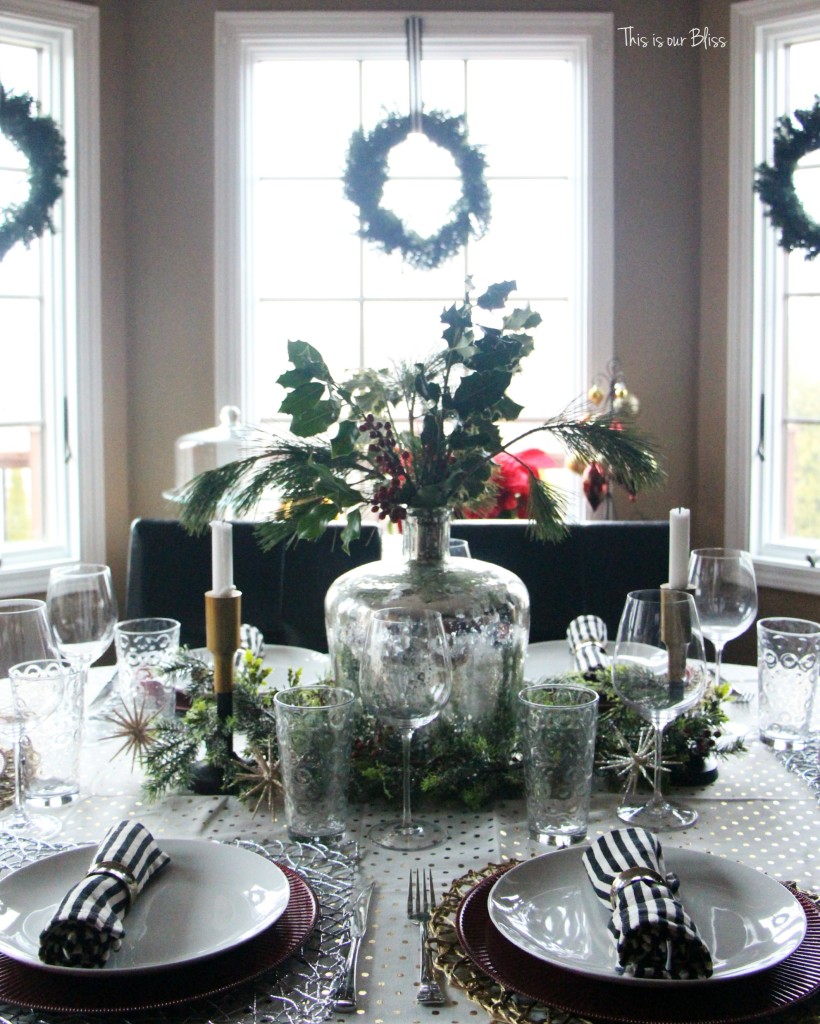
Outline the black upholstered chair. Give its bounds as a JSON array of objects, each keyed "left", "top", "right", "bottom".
[
  {"left": 450, "top": 520, "right": 670, "bottom": 642},
  {"left": 125, "top": 518, "right": 381, "bottom": 651},
  {"left": 126, "top": 516, "right": 668, "bottom": 651}
]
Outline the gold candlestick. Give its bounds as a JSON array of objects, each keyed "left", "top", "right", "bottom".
[
  {"left": 205, "top": 589, "right": 242, "bottom": 697},
  {"left": 660, "top": 584, "right": 692, "bottom": 684},
  {"left": 191, "top": 589, "right": 242, "bottom": 795}
]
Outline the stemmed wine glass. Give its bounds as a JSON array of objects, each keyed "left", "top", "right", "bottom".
[
  {"left": 47, "top": 564, "right": 118, "bottom": 712},
  {"left": 1, "top": 659, "right": 70, "bottom": 838},
  {"left": 359, "top": 607, "right": 452, "bottom": 850},
  {"left": 688, "top": 548, "right": 758, "bottom": 689},
  {"left": 612, "top": 589, "right": 708, "bottom": 830}
]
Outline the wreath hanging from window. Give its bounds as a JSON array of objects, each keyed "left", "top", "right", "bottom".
[
  {"left": 0, "top": 86, "right": 68, "bottom": 262},
  {"left": 754, "top": 95, "right": 820, "bottom": 261},
  {"left": 343, "top": 109, "right": 491, "bottom": 271}
]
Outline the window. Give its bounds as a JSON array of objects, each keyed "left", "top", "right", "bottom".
[
  {"left": 728, "top": 0, "right": 820, "bottom": 594},
  {"left": 0, "top": 0, "right": 101, "bottom": 596},
  {"left": 215, "top": 12, "right": 613, "bottom": 521}
]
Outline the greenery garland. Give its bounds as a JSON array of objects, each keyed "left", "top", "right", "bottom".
[
  {"left": 755, "top": 95, "right": 820, "bottom": 261},
  {"left": 0, "top": 86, "right": 67, "bottom": 262},
  {"left": 140, "top": 652, "right": 743, "bottom": 813},
  {"left": 343, "top": 110, "right": 491, "bottom": 270}
]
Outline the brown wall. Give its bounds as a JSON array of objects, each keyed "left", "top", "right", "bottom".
[{"left": 85, "top": 0, "right": 819, "bottom": 654}]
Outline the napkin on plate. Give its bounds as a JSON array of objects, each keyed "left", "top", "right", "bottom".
[
  {"left": 581, "top": 827, "right": 713, "bottom": 980},
  {"left": 567, "top": 615, "right": 610, "bottom": 677},
  {"left": 39, "top": 820, "right": 171, "bottom": 969}
]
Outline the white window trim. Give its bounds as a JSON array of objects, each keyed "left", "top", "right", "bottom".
[
  {"left": 0, "top": 0, "right": 103, "bottom": 597},
  {"left": 213, "top": 11, "right": 614, "bottom": 442},
  {"left": 726, "top": 0, "right": 820, "bottom": 595}
]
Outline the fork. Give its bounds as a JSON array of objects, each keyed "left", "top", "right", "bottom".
[{"left": 407, "top": 869, "right": 446, "bottom": 1007}]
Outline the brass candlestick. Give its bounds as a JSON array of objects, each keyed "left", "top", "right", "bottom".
[
  {"left": 660, "top": 584, "right": 692, "bottom": 687},
  {"left": 191, "top": 589, "right": 241, "bottom": 795}
]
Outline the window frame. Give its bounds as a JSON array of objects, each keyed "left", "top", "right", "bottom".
[
  {"left": 214, "top": 11, "right": 614, "bottom": 519},
  {"left": 727, "top": 0, "right": 820, "bottom": 595},
  {"left": 0, "top": 0, "right": 102, "bottom": 597}
]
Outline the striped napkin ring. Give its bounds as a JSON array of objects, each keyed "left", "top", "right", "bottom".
[
  {"left": 87, "top": 859, "right": 140, "bottom": 909},
  {"left": 609, "top": 865, "right": 668, "bottom": 908}
]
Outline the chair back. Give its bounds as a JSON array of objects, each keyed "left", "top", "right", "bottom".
[
  {"left": 450, "top": 520, "right": 670, "bottom": 643},
  {"left": 125, "top": 518, "right": 381, "bottom": 652}
]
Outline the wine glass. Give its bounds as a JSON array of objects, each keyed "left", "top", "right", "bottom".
[
  {"left": 47, "top": 564, "right": 118, "bottom": 713},
  {"left": 688, "top": 548, "right": 757, "bottom": 689},
  {"left": 611, "top": 589, "right": 708, "bottom": 830},
  {"left": 359, "top": 607, "right": 452, "bottom": 850},
  {"left": 0, "top": 600, "right": 56, "bottom": 671},
  {"left": 0, "top": 659, "right": 70, "bottom": 839}
]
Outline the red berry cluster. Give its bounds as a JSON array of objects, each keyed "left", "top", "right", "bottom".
[{"left": 358, "top": 414, "right": 409, "bottom": 522}]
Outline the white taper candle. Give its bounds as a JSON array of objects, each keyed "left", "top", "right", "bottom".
[
  {"left": 210, "top": 520, "right": 234, "bottom": 597},
  {"left": 668, "top": 507, "right": 690, "bottom": 590}
]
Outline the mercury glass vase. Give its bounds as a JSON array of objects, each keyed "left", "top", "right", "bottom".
[{"left": 325, "top": 508, "right": 530, "bottom": 733}]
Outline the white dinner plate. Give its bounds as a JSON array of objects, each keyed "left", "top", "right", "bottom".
[
  {"left": 524, "top": 639, "right": 613, "bottom": 681},
  {"left": 488, "top": 847, "right": 806, "bottom": 986},
  {"left": 191, "top": 644, "right": 331, "bottom": 684},
  {"left": 260, "top": 644, "right": 330, "bottom": 684},
  {"left": 0, "top": 839, "right": 290, "bottom": 975}
]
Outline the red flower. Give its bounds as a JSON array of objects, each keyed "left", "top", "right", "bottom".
[{"left": 467, "top": 449, "right": 561, "bottom": 519}]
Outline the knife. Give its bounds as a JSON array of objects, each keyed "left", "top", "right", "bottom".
[{"left": 331, "top": 881, "right": 376, "bottom": 1013}]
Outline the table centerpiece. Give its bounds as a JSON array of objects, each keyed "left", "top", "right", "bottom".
[{"left": 176, "top": 281, "right": 664, "bottom": 802}]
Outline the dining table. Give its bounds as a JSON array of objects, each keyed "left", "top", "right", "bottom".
[{"left": 0, "top": 641, "right": 818, "bottom": 1024}]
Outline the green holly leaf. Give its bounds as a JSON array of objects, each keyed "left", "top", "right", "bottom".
[
  {"left": 340, "top": 508, "right": 362, "bottom": 552},
  {"left": 294, "top": 502, "right": 341, "bottom": 541},
  {"left": 311, "top": 463, "right": 364, "bottom": 506},
  {"left": 331, "top": 419, "right": 359, "bottom": 459},
  {"left": 503, "top": 306, "right": 542, "bottom": 331},
  {"left": 476, "top": 281, "right": 516, "bottom": 310},
  {"left": 280, "top": 382, "right": 341, "bottom": 436},
  {"left": 287, "top": 339, "right": 334, "bottom": 382},
  {"left": 276, "top": 367, "right": 315, "bottom": 389},
  {"left": 495, "top": 395, "right": 524, "bottom": 421},
  {"left": 451, "top": 369, "right": 512, "bottom": 417}
]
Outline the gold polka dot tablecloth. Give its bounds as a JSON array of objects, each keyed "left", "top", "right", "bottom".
[{"left": 10, "top": 664, "right": 820, "bottom": 1024}]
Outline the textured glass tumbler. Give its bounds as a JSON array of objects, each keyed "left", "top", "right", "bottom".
[
  {"left": 273, "top": 685, "right": 356, "bottom": 842},
  {"left": 114, "top": 618, "right": 181, "bottom": 718},
  {"left": 25, "top": 659, "right": 85, "bottom": 807},
  {"left": 757, "top": 617, "right": 820, "bottom": 750},
  {"left": 519, "top": 683, "right": 599, "bottom": 847}
]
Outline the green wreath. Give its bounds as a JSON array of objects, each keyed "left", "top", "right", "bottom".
[
  {"left": 755, "top": 95, "right": 820, "bottom": 261},
  {"left": 343, "top": 110, "right": 491, "bottom": 270},
  {"left": 0, "top": 86, "right": 68, "bottom": 262}
]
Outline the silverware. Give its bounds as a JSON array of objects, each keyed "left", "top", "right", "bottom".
[
  {"left": 408, "top": 868, "right": 446, "bottom": 1006},
  {"left": 331, "top": 881, "right": 375, "bottom": 1013}
]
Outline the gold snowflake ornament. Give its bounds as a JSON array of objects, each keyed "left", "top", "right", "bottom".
[
  {"left": 234, "top": 739, "right": 282, "bottom": 818},
  {"left": 101, "top": 696, "right": 159, "bottom": 769}
]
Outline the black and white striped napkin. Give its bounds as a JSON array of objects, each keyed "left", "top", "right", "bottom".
[
  {"left": 39, "top": 821, "right": 171, "bottom": 968},
  {"left": 581, "top": 827, "right": 713, "bottom": 980},
  {"left": 567, "top": 615, "right": 609, "bottom": 677}
]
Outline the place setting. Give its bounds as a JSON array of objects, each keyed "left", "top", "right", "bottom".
[
  {"left": 0, "top": 820, "right": 321, "bottom": 1014},
  {"left": 434, "top": 830, "right": 820, "bottom": 1024}
]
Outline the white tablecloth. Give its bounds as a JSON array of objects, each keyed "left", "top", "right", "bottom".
[{"left": 11, "top": 651, "right": 820, "bottom": 1023}]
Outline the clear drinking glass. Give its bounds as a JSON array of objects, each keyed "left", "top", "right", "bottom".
[
  {"left": 612, "top": 589, "right": 708, "bottom": 830},
  {"left": 1, "top": 659, "right": 70, "bottom": 839},
  {"left": 688, "top": 548, "right": 757, "bottom": 687},
  {"left": 518, "top": 683, "right": 599, "bottom": 846},
  {"left": 273, "top": 685, "right": 356, "bottom": 842},
  {"left": 359, "top": 607, "right": 452, "bottom": 850}
]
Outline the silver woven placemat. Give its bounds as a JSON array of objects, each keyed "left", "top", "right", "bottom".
[
  {"left": 779, "top": 735, "right": 820, "bottom": 800},
  {"left": 0, "top": 832, "right": 357, "bottom": 1024}
]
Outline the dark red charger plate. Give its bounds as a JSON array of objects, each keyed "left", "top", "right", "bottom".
[
  {"left": 0, "top": 864, "right": 317, "bottom": 1015},
  {"left": 455, "top": 869, "right": 820, "bottom": 1024}
]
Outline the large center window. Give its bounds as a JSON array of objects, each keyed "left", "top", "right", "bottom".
[{"left": 215, "top": 13, "right": 613, "bottom": 521}]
